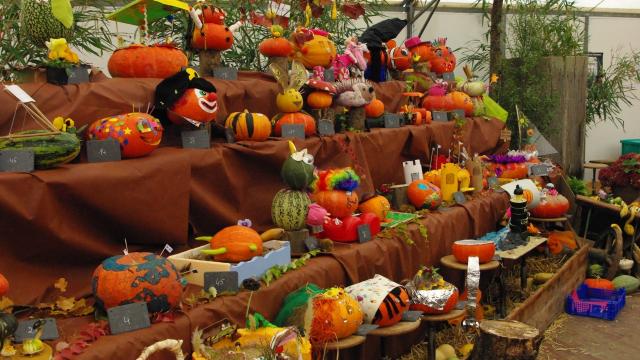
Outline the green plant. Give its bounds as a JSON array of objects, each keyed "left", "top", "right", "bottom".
[
  {"left": 567, "top": 176, "right": 589, "bottom": 196},
  {"left": 587, "top": 50, "right": 640, "bottom": 128},
  {"left": 262, "top": 249, "right": 320, "bottom": 286}
]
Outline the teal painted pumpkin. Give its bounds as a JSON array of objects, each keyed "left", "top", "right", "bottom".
[
  {"left": 91, "top": 252, "right": 183, "bottom": 313},
  {"left": 281, "top": 150, "right": 315, "bottom": 190},
  {"left": 272, "top": 189, "right": 311, "bottom": 231},
  {"left": 407, "top": 180, "right": 442, "bottom": 210}
]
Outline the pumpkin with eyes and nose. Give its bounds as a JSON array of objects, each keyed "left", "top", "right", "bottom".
[
  {"left": 88, "top": 113, "right": 163, "bottom": 158},
  {"left": 168, "top": 88, "right": 218, "bottom": 125}
]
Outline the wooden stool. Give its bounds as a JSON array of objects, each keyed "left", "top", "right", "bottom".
[
  {"left": 422, "top": 309, "right": 466, "bottom": 360},
  {"left": 584, "top": 162, "right": 609, "bottom": 195},
  {"left": 369, "top": 320, "right": 421, "bottom": 358},
  {"left": 322, "top": 335, "right": 366, "bottom": 358},
  {"left": 529, "top": 216, "right": 574, "bottom": 234}
]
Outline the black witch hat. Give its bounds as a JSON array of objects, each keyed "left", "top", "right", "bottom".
[
  {"left": 154, "top": 69, "right": 217, "bottom": 111},
  {"left": 359, "top": 18, "right": 408, "bottom": 82}
]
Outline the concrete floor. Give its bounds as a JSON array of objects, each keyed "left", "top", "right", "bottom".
[{"left": 538, "top": 294, "right": 639, "bottom": 360}]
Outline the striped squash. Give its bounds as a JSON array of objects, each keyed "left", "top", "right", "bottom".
[
  {"left": 271, "top": 189, "right": 311, "bottom": 231},
  {"left": 225, "top": 110, "right": 272, "bottom": 141},
  {"left": 0, "top": 130, "right": 80, "bottom": 169}
]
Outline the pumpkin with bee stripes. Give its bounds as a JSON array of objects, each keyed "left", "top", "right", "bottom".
[
  {"left": 346, "top": 274, "right": 410, "bottom": 327},
  {"left": 225, "top": 110, "right": 272, "bottom": 141}
]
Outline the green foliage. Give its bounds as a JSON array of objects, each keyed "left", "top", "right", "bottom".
[
  {"left": 262, "top": 249, "right": 320, "bottom": 286},
  {"left": 567, "top": 176, "right": 588, "bottom": 196},
  {"left": 0, "top": 0, "right": 116, "bottom": 81},
  {"left": 587, "top": 50, "right": 640, "bottom": 129}
]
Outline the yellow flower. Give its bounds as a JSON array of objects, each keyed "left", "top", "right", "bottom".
[{"left": 490, "top": 73, "right": 499, "bottom": 84}]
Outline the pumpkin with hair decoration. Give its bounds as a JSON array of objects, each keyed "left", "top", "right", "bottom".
[
  {"left": 196, "top": 222, "right": 263, "bottom": 263},
  {"left": 311, "top": 168, "right": 360, "bottom": 218}
]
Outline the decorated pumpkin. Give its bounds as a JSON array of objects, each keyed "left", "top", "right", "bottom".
[
  {"left": 92, "top": 252, "right": 183, "bottom": 313},
  {"left": 359, "top": 195, "right": 391, "bottom": 221},
  {"left": 449, "top": 91, "right": 474, "bottom": 116},
  {"left": 272, "top": 189, "right": 311, "bottom": 231},
  {"left": 489, "top": 162, "right": 528, "bottom": 179},
  {"left": 424, "top": 170, "right": 441, "bottom": 187},
  {"left": 272, "top": 112, "right": 316, "bottom": 136},
  {"left": 210, "top": 325, "right": 311, "bottom": 360},
  {"left": 407, "top": 180, "right": 442, "bottom": 210},
  {"left": 291, "top": 29, "right": 337, "bottom": 69},
  {"left": 196, "top": 225, "right": 263, "bottom": 262},
  {"left": 225, "top": 110, "right": 271, "bottom": 141},
  {"left": 422, "top": 94, "right": 455, "bottom": 112},
  {"left": 386, "top": 42, "right": 412, "bottom": 71},
  {"left": 322, "top": 212, "right": 381, "bottom": 243},
  {"left": 87, "top": 113, "right": 163, "bottom": 158},
  {"left": 430, "top": 53, "right": 456, "bottom": 74},
  {"left": 0, "top": 273, "right": 8, "bottom": 296},
  {"left": 404, "top": 37, "right": 435, "bottom": 62},
  {"left": 191, "top": 23, "right": 233, "bottom": 50},
  {"left": 364, "top": 98, "right": 385, "bottom": 118},
  {"left": 347, "top": 275, "right": 410, "bottom": 327},
  {"left": 407, "top": 267, "right": 459, "bottom": 315},
  {"left": 281, "top": 142, "right": 315, "bottom": 190},
  {"left": 259, "top": 36, "right": 293, "bottom": 58},
  {"left": 306, "top": 79, "right": 337, "bottom": 110},
  {"left": 155, "top": 69, "right": 218, "bottom": 127},
  {"left": 311, "top": 168, "right": 360, "bottom": 218},
  {"left": 461, "top": 79, "right": 486, "bottom": 97},
  {"left": 452, "top": 240, "right": 496, "bottom": 264},
  {"left": 531, "top": 191, "right": 570, "bottom": 218},
  {"left": 108, "top": 44, "right": 188, "bottom": 78},
  {"left": 547, "top": 231, "right": 577, "bottom": 255}
]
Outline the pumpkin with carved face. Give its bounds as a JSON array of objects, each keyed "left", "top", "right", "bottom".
[
  {"left": 88, "top": 113, "right": 163, "bottom": 158},
  {"left": 155, "top": 69, "right": 218, "bottom": 127}
]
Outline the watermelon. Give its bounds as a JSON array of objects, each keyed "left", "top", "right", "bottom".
[
  {"left": 0, "top": 130, "right": 81, "bottom": 169},
  {"left": 20, "top": 0, "right": 74, "bottom": 47},
  {"left": 612, "top": 275, "right": 640, "bottom": 293},
  {"left": 271, "top": 189, "right": 311, "bottom": 231}
]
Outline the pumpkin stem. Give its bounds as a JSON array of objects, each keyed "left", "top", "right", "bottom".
[
  {"left": 248, "top": 244, "right": 258, "bottom": 252},
  {"left": 288, "top": 140, "right": 297, "bottom": 155},
  {"left": 195, "top": 236, "right": 212, "bottom": 242},
  {"left": 201, "top": 247, "right": 227, "bottom": 256}
]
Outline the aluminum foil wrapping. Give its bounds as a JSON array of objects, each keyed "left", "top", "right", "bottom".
[
  {"left": 464, "top": 256, "right": 481, "bottom": 325},
  {"left": 405, "top": 273, "right": 455, "bottom": 311}
]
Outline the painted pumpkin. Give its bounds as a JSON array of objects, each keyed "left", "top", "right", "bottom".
[
  {"left": 407, "top": 180, "right": 442, "bottom": 210},
  {"left": 313, "top": 190, "right": 359, "bottom": 218},
  {"left": 108, "top": 44, "right": 188, "bottom": 78},
  {"left": 309, "top": 288, "right": 363, "bottom": 344},
  {"left": 359, "top": 195, "right": 391, "bottom": 221},
  {"left": 364, "top": 99, "right": 385, "bottom": 118},
  {"left": 277, "top": 89, "right": 305, "bottom": 113},
  {"left": 259, "top": 37, "right": 293, "bottom": 57},
  {"left": 272, "top": 189, "right": 311, "bottom": 231},
  {"left": 430, "top": 53, "right": 456, "bottom": 74},
  {"left": 584, "top": 278, "right": 614, "bottom": 290},
  {"left": 199, "top": 5, "right": 226, "bottom": 25},
  {"left": 346, "top": 275, "right": 409, "bottom": 328},
  {"left": 0, "top": 273, "right": 8, "bottom": 296},
  {"left": 167, "top": 88, "right": 218, "bottom": 126},
  {"left": 531, "top": 193, "right": 570, "bottom": 218},
  {"left": 547, "top": 231, "right": 577, "bottom": 255},
  {"left": 422, "top": 94, "right": 455, "bottom": 112},
  {"left": 307, "top": 91, "right": 333, "bottom": 109},
  {"left": 198, "top": 225, "right": 263, "bottom": 262},
  {"left": 322, "top": 213, "right": 381, "bottom": 243},
  {"left": 387, "top": 46, "right": 412, "bottom": 71},
  {"left": 490, "top": 162, "right": 528, "bottom": 179},
  {"left": 408, "top": 43, "right": 436, "bottom": 62},
  {"left": 87, "top": 113, "right": 163, "bottom": 158},
  {"left": 411, "top": 286, "right": 459, "bottom": 315},
  {"left": 225, "top": 110, "right": 271, "bottom": 141},
  {"left": 92, "top": 252, "right": 183, "bottom": 313},
  {"left": 452, "top": 240, "right": 496, "bottom": 264},
  {"left": 281, "top": 146, "right": 315, "bottom": 190},
  {"left": 372, "top": 287, "right": 410, "bottom": 327},
  {"left": 424, "top": 170, "right": 441, "bottom": 187},
  {"left": 449, "top": 91, "right": 474, "bottom": 116},
  {"left": 272, "top": 112, "right": 316, "bottom": 136},
  {"left": 292, "top": 34, "right": 337, "bottom": 69},
  {"left": 191, "top": 23, "right": 234, "bottom": 51}
]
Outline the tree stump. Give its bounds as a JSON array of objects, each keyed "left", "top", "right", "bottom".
[
  {"left": 470, "top": 320, "right": 542, "bottom": 360},
  {"left": 199, "top": 50, "right": 221, "bottom": 76},
  {"left": 283, "top": 229, "right": 309, "bottom": 256},
  {"left": 348, "top": 107, "right": 366, "bottom": 131}
]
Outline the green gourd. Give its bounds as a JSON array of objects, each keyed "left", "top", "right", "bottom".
[
  {"left": 612, "top": 275, "right": 640, "bottom": 293},
  {"left": 271, "top": 189, "right": 311, "bottom": 231},
  {"left": 20, "top": 0, "right": 74, "bottom": 47},
  {"left": 281, "top": 141, "right": 315, "bottom": 190},
  {"left": 0, "top": 130, "right": 81, "bottom": 169}
]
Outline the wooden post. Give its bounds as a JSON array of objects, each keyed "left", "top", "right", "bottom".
[
  {"left": 348, "top": 107, "right": 366, "bottom": 131},
  {"left": 283, "top": 229, "right": 309, "bottom": 256},
  {"left": 470, "top": 320, "right": 543, "bottom": 360},
  {"left": 199, "top": 50, "right": 221, "bottom": 76}
]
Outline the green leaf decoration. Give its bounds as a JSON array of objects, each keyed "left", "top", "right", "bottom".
[{"left": 51, "top": 0, "right": 74, "bottom": 29}]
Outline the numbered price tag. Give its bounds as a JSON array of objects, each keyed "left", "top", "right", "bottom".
[
  {"left": 204, "top": 271, "right": 239, "bottom": 294},
  {"left": 442, "top": 72, "right": 456, "bottom": 82},
  {"left": 0, "top": 149, "right": 34, "bottom": 172},
  {"left": 357, "top": 224, "right": 372, "bottom": 243},
  {"left": 401, "top": 310, "right": 423, "bottom": 322},
  {"left": 432, "top": 111, "right": 449, "bottom": 122},
  {"left": 528, "top": 163, "right": 551, "bottom": 177},
  {"left": 87, "top": 139, "right": 121, "bottom": 163},
  {"left": 317, "top": 119, "right": 335, "bottom": 136},
  {"left": 450, "top": 109, "right": 466, "bottom": 120},
  {"left": 107, "top": 302, "right": 151, "bottom": 335},
  {"left": 14, "top": 318, "right": 59, "bottom": 342},
  {"left": 213, "top": 67, "right": 238, "bottom": 80},
  {"left": 304, "top": 236, "right": 319, "bottom": 251},
  {"left": 488, "top": 176, "right": 500, "bottom": 189},
  {"left": 281, "top": 124, "right": 305, "bottom": 139},
  {"left": 356, "top": 324, "right": 379, "bottom": 336},
  {"left": 181, "top": 129, "right": 210, "bottom": 149},
  {"left": 453, "top": 191, "right": 467, "bottom": 205},
  {"left": 383, "top": 113, "right": 401, "bottom": 128}
]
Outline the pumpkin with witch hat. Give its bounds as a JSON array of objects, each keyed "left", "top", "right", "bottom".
[{"left": 154, "top": 68, "right": 218, "bottom": 127}]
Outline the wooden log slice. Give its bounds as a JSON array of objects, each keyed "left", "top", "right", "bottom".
[{"left": 470, "top": 320, "right": 542, "bottom": 360}]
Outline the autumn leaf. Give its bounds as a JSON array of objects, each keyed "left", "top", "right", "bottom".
[
  {"left": 56, "top": 296, "right": 77, "bottom": 312},
  {"left": 70, "top": 298, "right": 94, "bottom": 316},
  {"left": 341, "top": 3, "right": 365, "bottom": 19},
  {"left": 54, "top": 278, "right": 68, "bottom": 293},
  {"left": 0, "top": 296, "right": 14, "bottom": 311}
]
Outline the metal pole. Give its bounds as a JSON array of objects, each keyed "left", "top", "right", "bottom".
[{"left": 418, "top": 0, "right": 441, "bottom": 38}]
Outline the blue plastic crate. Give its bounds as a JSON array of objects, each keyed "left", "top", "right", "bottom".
[
  {"left": 566, "top": 284, "right": 626, "bottom": 320},
  {"left": 620, "top": 139, "right": 640, "bottom": 155}
]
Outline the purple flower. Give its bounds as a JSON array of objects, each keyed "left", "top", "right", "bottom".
[{"left": 237, "top": 219, "right": 252, "bottom": 227}]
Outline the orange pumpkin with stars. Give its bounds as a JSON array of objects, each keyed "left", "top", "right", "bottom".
[{"left": 88, "top": 113, "right": 163, "bottom": 158}]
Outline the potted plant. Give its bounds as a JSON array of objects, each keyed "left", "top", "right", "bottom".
[
  {"left": 44, "top": 38, "right": 89, "bottom": 85},
  {"left": 598, "top": 153, "right": 640, "bottom": 203}
]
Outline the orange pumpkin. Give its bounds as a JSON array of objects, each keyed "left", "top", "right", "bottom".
[
  {"left": 92, "top": 252, "right": 183, "bottom": 313},
  {"left": 373, "top": 287, "right": 411, "bottom": 327},
  {"left": 407, "top": 180, "right": 442, "bottom": 210},
  {"left": 422, "top": 94, "right": 455, "bottom": 112},
  {"left": 452, "top": 240, "right": 496, "bottom": 264},
  {"left": 200, "top": 225, "right": 264, "bottom": 263},
  {"left": 358, "top": 195, "right": 391, "bottom": 221},
  {"left": 313, "top": 190, "right": 359, "bottom": 218},
  {"left": 259, "top": 37, "right": 293, "bottom": 58},
  {"left": 168, "top": 88, "right": 218, "bottom": 125},
  {"left": 409, "top": 43, "right": 436, "bottom": 62},
  {"left": 411, "top": 287, "right": 459, "bottom": 315},
  {"left": 87, "top": 113, "right": 163, "bottom": 158},
  {"left": 364, "top": 99, "right": 385, "bottom": 118},
  {"left": 191, "top": 23, "right": 234, "bottom": 51},
  {"left": 547, "top": 231, "right": 577, "bottom": 255},
  {"left": 531, "top": 193, "right": 570, "bottom": 218},
  {"left": 424, "top": 170, "right": 441, "bottom": 187},
  {"left": 200, "top": 5, "right": 226, "bottom": 24},
  {"left": 449, "top": 91, "right": 474, "bottom": 116},
  {"left": 225, "top": 110, "right": 272, "bottom": 141},
  {"left": 0, "top": 273, "right": 8, "bottom": 296},
  {"left": 490, "top": 162, "right": 528, "bottom": 179},
  {"left": 584, "top": 278, "right": 614, "bottom": 290},
  {"left": 292, "top": 34, "right": 337, "bottom": 69},
  {"left": 310, "top": 288, "right": 363, "bottom": 344},
  {"left": 272, "top": 112, "right": 316, "bottom": 136},
  {"left": 415, "top": 108, "right": 431, "bottom": 124},
  {"left": 108, "top": 44, "right": 188, "bottom": 78},
  {"left": 307, "top": 91, "right": 333, "bottom": 109}
]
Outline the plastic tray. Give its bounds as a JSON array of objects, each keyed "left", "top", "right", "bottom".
[{"left": 565, "top": 284, "right": 626, "bottom": 320}]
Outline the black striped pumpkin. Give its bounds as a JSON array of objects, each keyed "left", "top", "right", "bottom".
[
  {"left": 225, "top": 110, "right": 271, "bottom": 141},
  {"left": 372, "top": 286, "right": 410, "bottom": 327}
]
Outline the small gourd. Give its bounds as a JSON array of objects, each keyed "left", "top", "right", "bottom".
[
  {"left": 225, "top": 110, "right": 272, "bottom": 141},
  {"left": 281, "top": 141, "right": 315, "bottom": 190},
  {"left": 197, "top": 224, "right": 263, "bottom": 262}
]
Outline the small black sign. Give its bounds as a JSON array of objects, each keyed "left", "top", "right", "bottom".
[
  {"left": 304, "top": 236, "right": 319, "bottom": 251},
  {"left": 357, "top": 224, "right": 372, "bottom": 243},
  {"left": 14, "top": 318, "right": 58, "bottom": 342},
  {"left": 432, "top": 111, "right": 449, "bottom": 122},
  {"left": 318, "top": 119, "right": 335, "bottom": 136},
  {"left": 66, "top": 66, "right": 90, "bottom": 85},
  {"left": 107, "top": 302, "right": 151, "bottom": 335},
  {"left": 281, "top": 124, "right": 305, "bottom": 139},
  {"left": 529, "top": 163, "right": 551, "bottom": 177},
  {"left": 181, "top": 129, "right": 210, "bottom": 149},
  {"left": 383, "top": 113, "right": 401, "bottom": 128},
  {"left": 356, "top": 324, "right": 379, "bottom": 336},
  {"left": 488, "top": 176, "right": 499, "bottom": 188},
  {"left": 87, "top": 139, "right": 122, "bottom": 163},
  {"left": 323, "top": 68, "right": 335, "bottom": 82},
  {"left": 453, "top": 191, "right": 466, "bottom": 204},
  {"left": 450, "top": 109, "right": 466, "bottom": 120},
  {"left": 0, "top": 149, "right": 34, "bottom": 172},
  {"left": 213, "top": 67, "right": 238, "bottom": 80},
  {"left": 204, "top": 271, "right": 239, "bottom": 294},
  {"left": 401, "top": 310, "right": 423, "bottom": 322},
  {"left": 442, "top": 72, "right": 456, "bottom": 82},
  {"left": 224, "top": 127, "right": 236, "bottom": 144}
]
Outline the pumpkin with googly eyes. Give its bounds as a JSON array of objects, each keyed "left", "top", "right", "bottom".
[
  {"left": 281, "top": 141, "right": 316, "bottom": 190},
  {"left": 88, "top": 113, "right": 163, "bottom": 158},
  {"left": 167, "top": 88, "right": 218, "bottom": 126}
]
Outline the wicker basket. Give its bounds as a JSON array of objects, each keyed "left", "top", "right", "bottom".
[{"left": 136, "top": 339, "right": 184, "bottom": 360}]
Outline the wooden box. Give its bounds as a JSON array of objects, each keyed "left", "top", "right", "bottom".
[{"left": 168, "top": 240, "right": 291, "bottom": 287}]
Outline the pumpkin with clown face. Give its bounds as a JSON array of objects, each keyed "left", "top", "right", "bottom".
[{"left": 154, "top": 69, "right": 218, "bottom": 127}]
